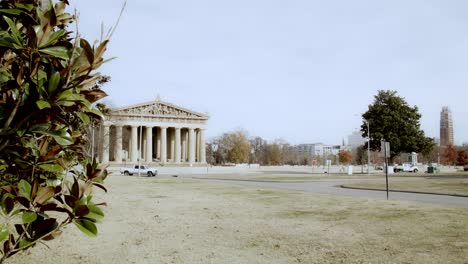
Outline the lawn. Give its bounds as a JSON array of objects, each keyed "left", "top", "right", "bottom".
[
  {"left": 343, "top": 177, "right": 468, "bottom": 196},
  {"left": 9, "top": 176, "right": 468, "bottom": 264}
]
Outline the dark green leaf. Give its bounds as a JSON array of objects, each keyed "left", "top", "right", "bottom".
[
  {"left": 74, "top": 219, "right": 97, "bottom": 237},
  {"left": 0, "top": 9, "right": 22, "bottom": 15},
  {"left": 48, "top": 71, "right": 61, "bottom": 95},
  {"left": 39, "top": 46, "right": 70, "bottom": 60},
  {"left": 3, "top": 16, "right": 23, "bottom": 46}
]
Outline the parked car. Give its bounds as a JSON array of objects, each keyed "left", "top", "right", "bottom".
[
  {"left": 393, "top": 163, "right": 419, "bottom": 173},
  {"left": 120, "top": 165, "right": 157, "bottom": 176}
]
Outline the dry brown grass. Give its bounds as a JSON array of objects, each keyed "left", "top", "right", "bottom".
[
  {"left": 344, "top": 178, "right": 468, "bottom": 196},
  {"left": 9, "top": 176, "right": 468, "bottom": 264}
]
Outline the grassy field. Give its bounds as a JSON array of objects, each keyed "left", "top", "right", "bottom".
[
  {"left": 9, "top": 176, "right": 468, "bottom": 264},
  {"left": 188, "top": 170, "right": 468, "bottom": 182},
  {"left": 343, "top": 177, "right": 468, "bottom": 196}
]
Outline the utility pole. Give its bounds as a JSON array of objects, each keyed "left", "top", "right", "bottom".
[{"left": 364, "top": 119, "right": 370, "bottom": 175}]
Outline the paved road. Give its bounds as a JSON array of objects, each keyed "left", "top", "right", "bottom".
[{"left": 190, "top": 177, "right": 468, "bottom": 209}]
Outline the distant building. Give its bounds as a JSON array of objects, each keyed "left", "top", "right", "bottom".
[
  {"left": 347, "top": 131, "right": 365, "bottom": 147},
  {"left": 440, "top": 106, "right": 454, "bottom": 146},
  {"left": 289, "top": 143, "right": 344, "bottom": 157}
]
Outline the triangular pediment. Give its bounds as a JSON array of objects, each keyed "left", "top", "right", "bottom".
[{"left": 109, "top": 100, "right": 208, "bottom": 119}]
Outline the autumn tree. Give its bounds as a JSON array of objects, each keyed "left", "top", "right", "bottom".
[
  {"left": 457, "top": 150, "right": 468, "bottom": 166},
  {"left": 249, "top": 136, "right": 267, "bottom": 165},
  {"left": 265, "top": 143, "right": 282, "bottom": 165},
  {"left": 361, "top": 90, "right": 435, "bottom": 161},
  {"left": 441, "top": 145, "right": 457, "bottom": 165},
  {"left": 338, "top": 150, "right": 353, "bottom": 164},
  {"left": 0, "top": 0, "right": 116, "bottom": 261},
  {"left": 216, "top": 130, "right": 251, "bottom": 164}
]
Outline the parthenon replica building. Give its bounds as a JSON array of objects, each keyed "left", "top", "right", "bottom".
[{"left": 100, "top": 99, "right": 208, "bottom": 165}]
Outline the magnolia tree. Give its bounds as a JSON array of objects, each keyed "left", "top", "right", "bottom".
[{"left": 0, "top": 0, "right": 114, "bottom": 261}]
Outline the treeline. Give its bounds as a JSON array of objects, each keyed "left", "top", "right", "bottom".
[{"left": 205, "top": 130, "right": 354, "bottom": 166}]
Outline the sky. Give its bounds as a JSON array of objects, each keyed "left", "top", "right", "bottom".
[{"left": 74, "top": 0, "right": 468, "bottom": 145}]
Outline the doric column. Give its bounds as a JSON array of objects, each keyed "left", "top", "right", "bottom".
[
  {"left": 170, "top": 129, "right": 175, "bottom": 161},
  {"left": 175, "top": 128, "right": 181, "bottom": 163},
  {"left": 189, "top": 128, "right": 195, "bottom": 164},
  {"left": 153, "top": 129, "right": 157, "bottom": 160},
  {"left": 160, "top": 127, "right": 167, "bottom": 164},
  {"left": 146, "top": 126, "right": 153, "bottom": 163},
  {"left": 196, "top": 130, "right": 201, "bottom": 162},
  {"left": 115, "top": 125, "right": 123, "bottom": 162},
  {"left": 156, "top": 128, "right": 161, "bottom": 160},
  {"left": 102, "top": 125, "right": 110, "bottom": 163},
  {"left": 131, "top": 125, "right": 138, "bottom": 162},
  {"left": 181, "top": 129, "right": 186, "bottom": 162},
  {"left": 199, "top": 128, "right": 206, "bottom": 163}
]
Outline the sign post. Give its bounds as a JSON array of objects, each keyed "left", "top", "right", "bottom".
[{"left": 381, "top": 141, "right": 390, "bottom": 200}]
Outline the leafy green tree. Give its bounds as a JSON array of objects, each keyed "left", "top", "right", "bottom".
[
  {"left": 0, "top": 1, "right": 114, "bottom": 261},
  {"left": 361, "top": 90, "right": 435, "bottom": 161}
]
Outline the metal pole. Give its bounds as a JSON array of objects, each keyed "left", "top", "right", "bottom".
[
  {"left": 367, "top": 120, "right": 370, "bottom": 175},
  {"left": 384, "top": 142, "right": 389, "bottom": 200},
  {"left": 138, "top": 114, "right": 143, "bottom": 176}
]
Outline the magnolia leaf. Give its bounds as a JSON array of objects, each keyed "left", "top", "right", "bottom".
[
  {"left": 3, "top": 16, "right": 23, "bottom": 46},
  {"left": 18, "top": 180, "right": 32, "bottom": 200},
  {"left": 16, "top": 3, "right": 34, "bottom": 11},
  {"left": 74, "top": 205, "right": 90, "bottom": 217},
  {"left": 48, "top": 71, "right": 61, "bottom": 95},
  {"left": 0, "top": 9, "right": 22, "bottom": 15},
  {"left": 56, "top": 89, "right": 73, "bottom": 101},
  {"left": 39, "top": 29, "right": 65, "bottom": 48},
  {"left": 35, "top": 130, "right": 73, "bottom": 146},
  {"left": 85, "top": 107, "right": 104, "bottom": 119},
  {"left": 86, "top": 203, "right": 104, "bottom": 221},
  {"left": 74, "top": 219, "right": 97, "bottom": 237},
  {"left": 80, "top": 39, "right": 94, "bottom": 64},
  {"left": 22, "top": 211, "right": 37, "bottom": 224},
  {"left": 77, "top": 112, "right": 90, "bottom": 125},
  {"left": 36, "top": 100, "right": 51, "bottom": 110},
  {"left": 2, "top": 195, "right": 14, "bottom": 214},
  {"left": 18, "top": 239, "right": 33, "bottom": 249},
  {"left": 34, "top": 186, "right": 55, "bottom": 204},
  {"left": 38, "top": 164, "right": 64, "bottom": 174},
  {"left": 0, "top": 224, "right": 9, "bottom": 242},
  {"left": 39, "top": 46, "right": 70, "bottom": 60}
]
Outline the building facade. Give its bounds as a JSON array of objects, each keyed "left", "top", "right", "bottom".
[
  {"left": 100, "top": 99, "right": 208, "bottom": 165},
  {"left": 289, "top": 143, "right": 344, "bottom": 157},
  {"left": 347, "top": 131, "right": 365, "bottom": 147},
  {"left": 440, "top": 106, "right": 454, "bottom": 146}
]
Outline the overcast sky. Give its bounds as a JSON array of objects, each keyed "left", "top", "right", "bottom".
[{"left": 74, "top": 0, "right": 468, "bottom": 145}]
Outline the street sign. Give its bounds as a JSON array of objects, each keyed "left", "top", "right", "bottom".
[
  {"left": 380, "top": 141, "right": 390, "bottom": 157},
  {"left": 380, "top": 141, "right": 390, "bottom": 200}
]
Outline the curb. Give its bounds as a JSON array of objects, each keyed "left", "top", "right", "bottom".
[{"left": 339, "top": 185, "right": 468, "bottom": 198}]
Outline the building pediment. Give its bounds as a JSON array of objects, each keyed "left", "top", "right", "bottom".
[{"left": 109, "top": 100, "right": 209, "bottom": 120}]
